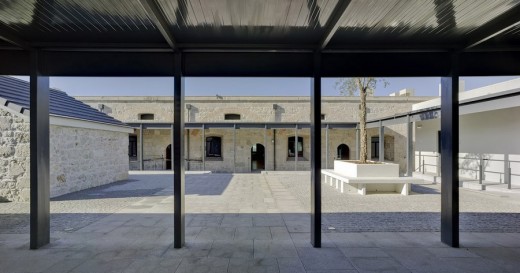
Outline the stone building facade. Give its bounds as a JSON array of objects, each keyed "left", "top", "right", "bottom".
[
  {"left": 77, "top": 95, "right": 434, "bottom": 174},
  {"left": 0, "top": 76, "right": 132, "bottom": 202}
]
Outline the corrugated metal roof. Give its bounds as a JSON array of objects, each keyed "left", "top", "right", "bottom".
[
  {"left": 0, "top": 76, "right": 127, "bottom": 127},
  {"left": 329, "top": 0, "right": 520, "bottom": 47},
  {"left": 1, "top": 0, "right": 519, "bottom": 49}
]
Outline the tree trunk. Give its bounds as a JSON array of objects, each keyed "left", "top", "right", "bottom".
[{"left": 359, "top": 89, "right": 368, "bottom": 163}]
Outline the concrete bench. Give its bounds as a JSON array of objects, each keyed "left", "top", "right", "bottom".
[{"left": 321, "top": 169, "right": 424, "bottom": 195}]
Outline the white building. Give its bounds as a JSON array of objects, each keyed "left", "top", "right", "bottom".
[{"left": 413, "top": 78, "right": 520, "bottom": 190}]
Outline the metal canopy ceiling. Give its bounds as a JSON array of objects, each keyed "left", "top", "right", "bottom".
[{"left": 1, "top": 0, "right": 520, "bottom": 76}]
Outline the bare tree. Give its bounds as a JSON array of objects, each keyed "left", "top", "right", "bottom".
[{"left": 335, "top": 78, "right": 388, "bottom": 163}]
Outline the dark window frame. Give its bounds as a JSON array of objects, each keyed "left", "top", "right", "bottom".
[
  {"left": 129, "top": 135, "right": 137, "bottom": 158},
  {"left": 288, "top": 136, "right": 303, "bottom": 157},
  {"left": 206, "top": 136, "right": 222, "bottom": 158},
  {"left": 139, "top": 113, "right": 155, "bottom": 120},
  {"left": 224, "top": 113, "right": 241, "bottom": 120},
  {"left": 371, "top": 136, "right": 379, "bottom": 159}
]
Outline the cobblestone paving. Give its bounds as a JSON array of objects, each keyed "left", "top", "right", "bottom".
[{"left": 272, "top": 172, "right": 520, "bottom": 232}]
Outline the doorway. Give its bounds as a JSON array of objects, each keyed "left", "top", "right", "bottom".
[
  {"left": 251, "top": 143, "right": 265, "bottom": 171},
  {"left": 166, "top": 144, "right": 172, "bottom": 170},
  {"left": 337, "top": 144, "right": 350, "bottom": 160}
]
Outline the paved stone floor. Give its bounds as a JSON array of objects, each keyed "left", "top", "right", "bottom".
[{"left": 1, "top": 171, "right": 520, "bottom": 272}]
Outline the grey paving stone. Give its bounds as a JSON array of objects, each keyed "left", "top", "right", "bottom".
[
  {"left": 277, "top": 257, "right": 306, "bottom": 273},
  {"left": 468, "top": 247, "right": 520, "bottom": 273},
  {"left": 235, "top": 227, "right": 272, "bottom": 240},
  {"left": 350, "top": 257, "right": 410, "bottom": 272},
  {"left": 254, "top": 240, "right": 298, "bottom": 259},
  {"left": 196, "top": 227, "right": 236, "bottom": 240},
  {"left": 340, "top": 247, "right": 390, "bottom": 258},
  {"left": 228, "top": 258, "right": 279, "bottom": 273},
  {"left": 296, "top": 247, "right": 354, "bottom": 271},
  {"left": 328, "top": 232, "right": 377, "bottom": 248},
  {"left": 175, "top": 257, "right": 229, "bottom": 273},
  {"left": 209, "top": 240, "right": 254, "bottom": 259},
  {"left": 72, "top": 258, "right": 134, "bottom": 273}
]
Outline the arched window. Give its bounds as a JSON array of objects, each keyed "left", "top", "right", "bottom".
[
  {"left": 337, "top": 144, "right": 350, "bottom": 160},
  {"left": 139, "top": 113, "right": 154, "bottom": 120},
  {"left": 206, "top": 136, "right": 222, "bottom": 157},
  {"left": 224, "top": 114, "right": 241, "bottom": 120},
  {"left": 288, "top": 136, "right": 303, "bottom": 157}
]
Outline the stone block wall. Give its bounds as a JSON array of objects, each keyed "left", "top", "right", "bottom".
[
  {"left": 0, "top": 108, "right": 30, "bottom": 202},
  {"left": 50, "top": 126, "right": 129, "bottom": 198},
  {"left": 137, "top": 125, "right": 409, "bottom": 174},
  {"left": 0, "top": 107, "right": 129, "bottom": 202}
]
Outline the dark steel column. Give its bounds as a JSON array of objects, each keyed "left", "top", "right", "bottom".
[
  {"left": 406, "top": 115, "right": 413, "bottom": 177},
  {"left": 440, "top": 54, "right": 459, "bottom": 248},
  {"left": 173, "top": 51, "right": 185, "bottom": 248},
  {"left": 139, "top": 123, "right": 144, "bottom": 170},
  {"left": 30, "top": 50, "right": 50, "bottom": 249},
  {"left": 379, "top": 121, "right": 384, "bottom": 162},
  {"left": 311, "top": 52, "right": 322, "bottom": 247}
]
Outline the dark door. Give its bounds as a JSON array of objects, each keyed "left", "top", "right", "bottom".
[
  {"left": 337, "top": 144, "right": 350, "bottom": 160},
  {"left": 251, "top": 144, "right": 265, "bottom": 171}
]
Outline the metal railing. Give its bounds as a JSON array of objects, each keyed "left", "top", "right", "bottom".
[{"left": 415, "top": 153, "right": 520, "bottom": 189}]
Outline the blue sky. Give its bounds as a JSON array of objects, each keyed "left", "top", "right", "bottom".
[{"left": 12, "top": 76, "right": 519, "bottom": 97}]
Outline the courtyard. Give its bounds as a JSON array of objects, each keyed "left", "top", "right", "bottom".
[{"left": 1, "top": 172, "right": 520, "bottom": 272}]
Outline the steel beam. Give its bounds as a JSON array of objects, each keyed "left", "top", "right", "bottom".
[
  {"left": 30, "top": 50, "right": 50, "bottom": 249},
  {"left": 379, "top": 121, "right": 384, "bottom": 162},
  {"left": 140, "top": 124, "right": 144, "bottom": 170},
  {"left": 406, "top": 115, "right": 413, "bottom": 177},
  {"left": 319, "top": 1, "right": 352, "bottom": 49},
  {"left": 0, "top": 24, "right": 31, "bottom": 50},
  {"left": 138, "top": 0, "right": 176, "bottom": 49},
  {"left": 310, "top": 52, "right": 322, "bottom": 247},
  {"left": 440, "top": 54, "right": 460, "bottom": 248},
  {"left": 466, "top": 4, "right": 520, "bottom": 49},
  {"left": 173, "top": 51, "right": 185, "bottom": 248}
]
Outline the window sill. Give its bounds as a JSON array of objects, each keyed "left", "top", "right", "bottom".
[
  {"left": 286, "top": 157, "right": 307, "bottom": 162},
  {"left": 205, "top": 157, "right": 223, "bottom": 161}
]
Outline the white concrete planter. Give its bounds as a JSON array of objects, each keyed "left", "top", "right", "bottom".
[{"left": 333, "top": 160, "right": 399, "bottom": 178}]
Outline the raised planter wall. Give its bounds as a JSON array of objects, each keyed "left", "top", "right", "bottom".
[{"left": 333, "top": 160, "right": 399, "bottom": 178}]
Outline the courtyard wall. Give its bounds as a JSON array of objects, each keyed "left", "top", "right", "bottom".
[{"left": 0, "top": 107, "right": 129, "bottom": 202}]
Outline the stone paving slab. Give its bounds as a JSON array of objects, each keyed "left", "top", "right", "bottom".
[{"left": 1, "top": 172, "right": 520, "bottom": 272}]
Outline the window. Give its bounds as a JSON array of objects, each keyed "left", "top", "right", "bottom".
[
  {"left": 288, "top": 136, "right": 303, "bottom": 157},
  {"left": 371, "top": 137, "right": 379, "bottom": 159},
  {"left": 206, "top": 137, "right": 222, "bottom": 157},
  {"left": 129, "top": 136, "right": 137, "bottom": 158},
  {"left": 139, "top": 113, "right": 154, "bottom": 120},
  {"left": 224, "top": 114, "right": 241, "bottom": 120},
  {"left": 321, "top": 114, "right": 326, "bottom": 120}
]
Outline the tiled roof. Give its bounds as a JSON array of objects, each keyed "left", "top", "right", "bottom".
[{"left": 0, "top": 76, "right": 126, "bottom": 127}]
